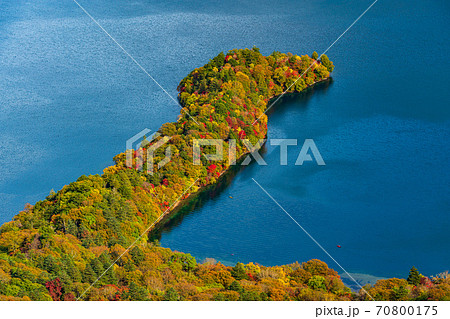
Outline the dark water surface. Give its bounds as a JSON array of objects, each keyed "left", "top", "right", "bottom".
[{"left": 1, "top": 0, "right": 449, "bottom": 282}]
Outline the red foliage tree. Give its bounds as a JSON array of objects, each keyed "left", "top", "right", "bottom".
[
  {"left": 207, "top": 164, "right": 217, "bottom": 174},
  {"left": 45, "top": 278, "right": 63, "bottom": 301}
]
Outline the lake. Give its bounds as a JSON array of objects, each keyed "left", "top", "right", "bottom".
[{"left": 1, "top": 0, "right": 449, "bottom": 283}]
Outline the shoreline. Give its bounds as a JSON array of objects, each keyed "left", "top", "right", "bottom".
[
  {"left": 147, "top": 145, "right": 252, "bottom": 234},
  {"left": 2, "top": 46, "right": 447, "bottom": 300},
  {"left": 146, "top": 77, "right": 332, "bottom": 237}
]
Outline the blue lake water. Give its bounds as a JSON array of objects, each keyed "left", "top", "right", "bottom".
[{"left": 1, "top": 0, "right": 449, "bottom": 282}]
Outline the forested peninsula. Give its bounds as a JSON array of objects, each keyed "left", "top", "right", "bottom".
[{"left": 0, "top": 48, "right": 448, "bottom": 301}]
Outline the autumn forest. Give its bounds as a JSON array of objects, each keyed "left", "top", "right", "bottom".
[{"left": 0, "top": 48, "right": 448, "bottom": 301}]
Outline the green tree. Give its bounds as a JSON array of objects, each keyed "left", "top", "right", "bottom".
[
  {"left": 229, "top": 280, "right": 243, "bottom": 292},
  {"left": 312, "top": 51, "right": 319, "bottom": 60},
  {"left": 211, "top": 52, "right": 225, "bottom": 68},
  {"left": 407, "top": 266, "right": 421, "bottom": 286},
  {"left": 128, "top": 282, "right": 148, "bottom": 301},
  {"left": 82, "top": 264, "right": 97, "bottom": 284},
  {"left": 170, "top": 253, "right": 197, "bottom": 272},
  {"left": 43, "top": 255, "right": 59, "bottom": 274},
  {"left": 392, "top": 285, "right": 409, "bottom": 300},
  {"left": 239, "top": 290, "right": 261, "bottom": 301},
  {"left": 90, "top": 258, "right": 104, "bottom": 276},
  {"left": 164, "top": 287, "right": 179, "bottom": 301},
  {"left": 308, "top": 275, "right": 327, "bottom": 290},
  {"left": 231, "top": 263, "right": 248, "bottom": 280},
  {"left": 320, "top": 54, "right": 334, "bottom": 72},
  {"left": 97, "top": 253, "right": 118, "bottom": 285},
  {"left": 131, "top": 246, "right": 145, "bottom": 265}
]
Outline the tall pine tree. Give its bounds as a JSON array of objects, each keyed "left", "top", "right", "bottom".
[{"left": 407, "top": 266, "right": 421, "bottom": 286}]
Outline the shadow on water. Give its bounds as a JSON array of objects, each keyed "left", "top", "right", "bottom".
[
  {"left": 149, "top": 78, "right": 332, "bottom": 242},
  {"left": 148, "top": 152, "right": 265, "bottom": 242},
  {"left": 265, "top": 78, "right": 333, "bottom": 118}
]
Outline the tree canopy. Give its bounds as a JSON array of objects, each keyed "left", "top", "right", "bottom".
[{"left": 0, "top": 48, "right": 447, "bottom": 301}]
